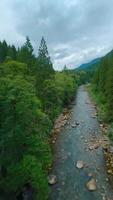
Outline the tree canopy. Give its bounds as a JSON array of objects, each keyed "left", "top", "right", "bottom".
[{"left": 0, "top": 37, "right": 77, "bottom": 199}]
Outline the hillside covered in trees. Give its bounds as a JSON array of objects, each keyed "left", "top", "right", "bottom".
[
  {"left": 91, "top": 50, "right": 113, "bottom": 122},
  {"left": 77, "top": 58, "right": 101, "bottom": 71},
  {"left": 0, "top": 36, "right": 113, "bottom": 200},
  {"left": 74, "top": 48, "right": 113, "bottom": 125},
  {"left": 0, "top": 37, "right": 78, "bottom": 199}
]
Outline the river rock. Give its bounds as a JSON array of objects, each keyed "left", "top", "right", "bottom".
[
  {"left": 100, "top": 124, "right": 104, "bottom": 128},
  {"left": 71, "top": 124, "right": 77, "bottom": 128},
  {"left": 106, "top": 178, "right": 109, "bottom": 182},
  {"left": 91, "top": 115, "right": 96, "bottom": 118},
  {"left": 86, "top": 178, "right": 97, "bottom": 191},
  {"left": 89, "top": 146, "right": 94, "bottom": 150},
  {"left": 76, "top": 160, "right": 84, "bottom": 169},
  {"left": 88, "top": 173, "right": 93, "bottom": 177},
  {"left": 61, "top": 181, "right": 65, "bottom": 186},
  {"left": 48, "top": 175, "right": 57, "bottom": 185}
]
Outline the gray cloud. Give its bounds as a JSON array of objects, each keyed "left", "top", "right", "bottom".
[{"left": 0, "top": 0, "right": 113, "bottom": 70}]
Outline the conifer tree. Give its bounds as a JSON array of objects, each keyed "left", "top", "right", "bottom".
[
  {"left": 0, "top": 40, "right": 8, "bottom": 63},
  {"left": 17, "top": 36, "right": 35, "bottom": 68},
  {"left": 36, "top": 37, "right": 54, "bottom": 95}
]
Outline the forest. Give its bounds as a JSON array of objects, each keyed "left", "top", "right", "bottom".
[
  {"left": 91, "top": 50, "right": 113, "bottom": 137},
  {"left": 0, "top": 36, "right": 113, "bottom": 199},
  {"left": 0, "top": 37, "right": 78, "bottom": 199}
]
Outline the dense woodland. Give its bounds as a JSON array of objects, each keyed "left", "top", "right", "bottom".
[
  {"left": 0, "top": 37, "right": 77, "bottom": 199},
  {"left": 91, "top": 52, "right": 113, "bottom": 122},
  {"left": 0, "top": 36, "right": 113, "bottom": 199},
  {"left": 90, "top": 51, "right": 113, "bottom": 141}
]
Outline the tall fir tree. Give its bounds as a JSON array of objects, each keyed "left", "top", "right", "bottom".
[
  {"left": 36, "top": 37, "right": 54, "bottom": 95},
  {"left": 0, "top": 40, "right": 8, "bottom": 63},
  {"left": 17, "top": 36, "right": 35, "bottom": 69}
]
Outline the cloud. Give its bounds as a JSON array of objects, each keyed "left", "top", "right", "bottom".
[{"left": 0, "top": 0, "right": 113, "bottom": 70}]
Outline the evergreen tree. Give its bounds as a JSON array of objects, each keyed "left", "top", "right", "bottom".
[
  {"left": 36, "top": 37, "right": 54, "bottom": 95},
  {"left": 25, "top": 36, "right": 33, "bottom": 54},
  {"left": 0, "top": 61, "right": 52, "bottom": 199},
  {"left": 0, "top": 38, "right": 78, "bottom": 199},
  {"left": 8, "top": 45, "right": 17, "bottom": 60},
  {"left": 17, "top": 36, "right": 35, "bottom": 69},
  {"left": 0, "top": 40, "right": 8, "bottom": 63},
  {"left": 106, "top": 66, "right": 113, "bottom": 121}
]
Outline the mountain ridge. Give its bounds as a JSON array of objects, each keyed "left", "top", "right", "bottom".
[{"left": 76, "top": 57, "right": 101, "bottom": 71}]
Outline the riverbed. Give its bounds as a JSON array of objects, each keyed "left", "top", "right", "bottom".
[{"left": 49, "top": 86, "right": 113, "bottom": 200}]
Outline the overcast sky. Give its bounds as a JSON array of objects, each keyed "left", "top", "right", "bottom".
[{"left": 0, "top": 0, "right": 113, "bottom": 70}]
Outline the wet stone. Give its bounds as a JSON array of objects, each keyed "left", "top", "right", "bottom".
[
  {"left": 86, "top": 178, "right": 97, "bottom": 191},
  {"left": 71, "top": 124, "right": 77, "bottom": 128},
  {"left": 48, "top": 175, "right": 57, "bottom": 185},
  {"left": 88, "top": 173, "right": 93, "bottom": 177},
  {"left": 76, "top": 161, "right": 84, "bottom": 169}
]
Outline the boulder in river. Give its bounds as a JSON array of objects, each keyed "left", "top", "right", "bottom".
[
  {"left": 86, "top": 178, "right": 97, "bottom": 191},
  {"left": 48, "top": 175, "right": 57, "bottom": 185},
  {"left": 71, "top": 124, "right": 77, "bottom": 128},
  {"left": 76, "top": 160, "right": 84, "bottom": 169}
]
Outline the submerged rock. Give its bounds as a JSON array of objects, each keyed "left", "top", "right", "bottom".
[
  {"left": 76, "top": 161, "right": 84, "bottom": 169},
  {"left": 48, "top": 175, "right": 57, "bottom": 185},
  {"left": 86, "top": 178, "right": 97, "bottom": 191},
  {"left": 71, "top": 124, "right": 77, "bottom": 128},
  {"left": 88, "top": 173, "right": 93, "bottom": 177},
  {"left": 91, "top": 115, "right": 96, "bottom": 118}
]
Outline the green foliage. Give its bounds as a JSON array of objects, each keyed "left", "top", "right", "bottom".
[
  {"left": 0, "top": 40, "right": 17, "bottom": 63},
  {"left": 39, "top": 71, "right": 77, "bottom": 122},
  {"left": 108, "top": 123, "right": 113, "bottom": 142},
  {"left": 77, "top": 70, "right": 95, "bottom": 85},
  {"left": 0, "top": 37, "right": 78, "bottom": 199},
  {"left": 92, "top": 52, "right": 113, "bottom": 122},
  {"left": 0, "top": 60, "right": 28, "bottom": 78},
  {"left": 17, "top": 37, "right": 36, "bottom": 71},
  {"left": 0, "top": 61, "right": 52, "bottom": 199},
  {"left": 54, "top": 72, "right": 76, "bottom": 105},
  {"left": 39, "top": 79, "right": 62, "bottom": 121},
  {"left": 0, "top": 40, "right": 8, "bottom": 63},
  {"left": 35, "top": 37, "right": 55, "bottom": 95},
  {"left": 1, "top": 155, "right": 50, "bottom": 200}
]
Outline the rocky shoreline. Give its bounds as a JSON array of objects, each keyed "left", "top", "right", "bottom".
[
  {"left": 87, "top": 86, "right": 113, "bottom": 185},
  {"left": 50, "top": 108, "right": 71, "bottom": 145}
]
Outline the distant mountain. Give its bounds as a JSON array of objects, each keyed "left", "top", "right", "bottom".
[
  {"left": 73, "top": 48, "right": 113, "bottom": 72},
  {"left": 76, "top": 57, "right": 101, "bottom": 71}
]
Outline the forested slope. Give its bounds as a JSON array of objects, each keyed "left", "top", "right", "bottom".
[
  {"left": 0, "top": 37, "right": 77, "bottom": 199},
  {"left": 92, "top": 51, "right": 113, "bottom": 122}
]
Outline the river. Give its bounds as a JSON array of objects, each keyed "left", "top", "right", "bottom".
[{"left": 49, "top": 86, "right": 113, "bottom": 200}]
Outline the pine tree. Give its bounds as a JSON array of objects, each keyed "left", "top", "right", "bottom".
[
  {"left": 17, "top": 36, "right": 35, "bottom": 69},
  {"left": 0, "top": 40, "right": 8, "bottom": 63},
  {"left": 106, "top": 66, "right": 113, "bottom": 121},
  {"left": 7, "top": 45, "right": 17, "bottom": 61},
  {"left": 25, "top": 36, "right": 33, "bottom": 54},
  {"left": 0, "top": 61, "right": 52, "bottom": 199},
  {"left": 36, "top": 37, "right": 54, "bottom": 95}
]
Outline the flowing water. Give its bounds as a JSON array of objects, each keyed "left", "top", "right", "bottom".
[{"left": 49, "top": 86, "right": 113, "bottom": 200}]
